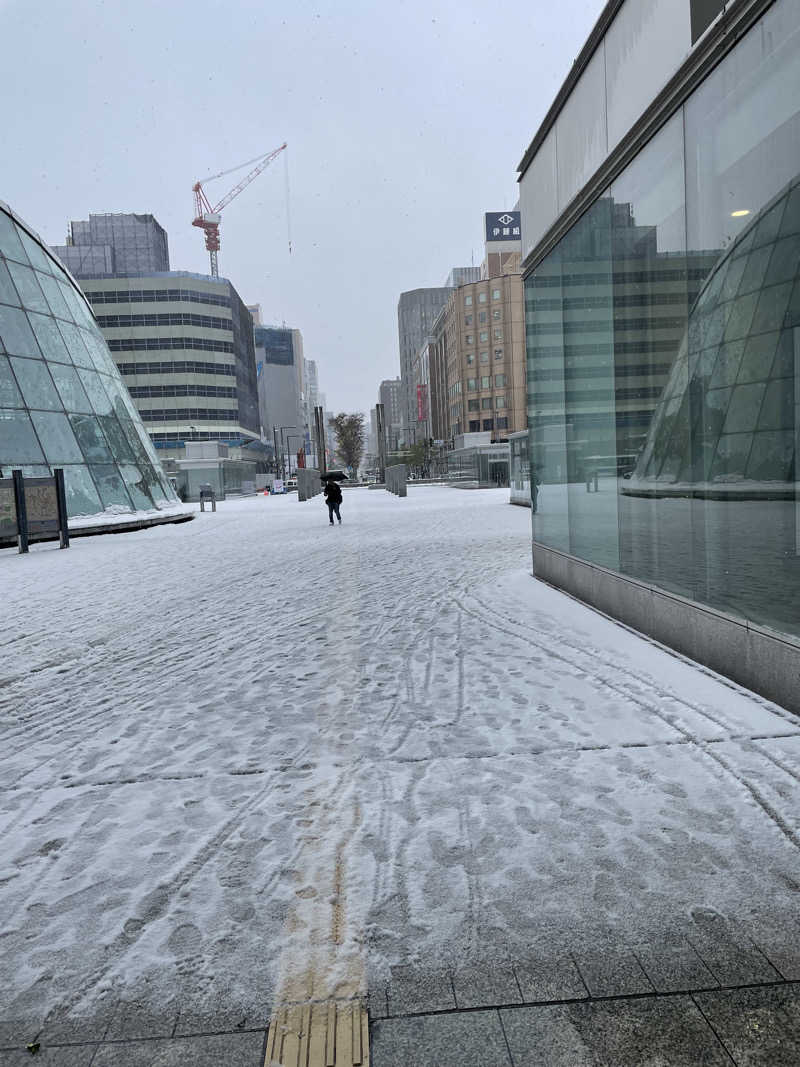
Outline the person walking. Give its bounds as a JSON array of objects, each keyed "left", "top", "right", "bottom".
[{"left": 324, "top": 479, "right": 342, "bottom": 525}]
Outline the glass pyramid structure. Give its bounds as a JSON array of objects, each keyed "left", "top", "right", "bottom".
[{"left": 0, "top": 201, "right": 179, "bottom": 519}]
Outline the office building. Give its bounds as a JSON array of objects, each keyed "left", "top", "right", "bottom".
[
  {"left": 443, "top": 269, "right": 525, "bottom": 443},
  {"left": 518, "top": 0, "right": 800, "bottom": 711},
  {"left": 75, "top": 273, "right": 259, "bottom": 449},
  {"left": 397, "top": 287, "right": 453, "bottom": 443},
  {"left": 0, "top": 201, "right": 180, "bottom": 523},
  {"left": 254, "top": 326, "right": 305, "bottom": 470},
  {"left": 52, "top": 213, "right": 170, "bottom": 278},
  {"left": 378, "top": 377, "right": 404, "bottom": 452}
]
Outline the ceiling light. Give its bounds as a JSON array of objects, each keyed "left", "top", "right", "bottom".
[{"left": 731, "top": 209, "right": 751, "bottom": 217}]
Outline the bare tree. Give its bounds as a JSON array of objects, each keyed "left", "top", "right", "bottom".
[{"left": 329, "top": 413, "right": 365, "bottom": 473}]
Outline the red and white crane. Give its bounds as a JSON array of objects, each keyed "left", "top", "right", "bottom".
[{"left": 191, "top": 142, "right": 288, "bottom": 277}]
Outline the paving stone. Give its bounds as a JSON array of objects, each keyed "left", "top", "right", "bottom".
[
  {"left": 91, "top": 1030, "right": 265, "bottom": 1065},
  {"left": 689, "top": 922, "right": 780, "bottom": 986},
  {"left": 386, "top": 965, "right": 455, "bottom": 1015},
  {"left": 0, "top": 1020, "right": 40, "bottom": 1051},
  {"left": 571, "top": 951, "right": 653, "bottom": 997},
  {"left": 370, "top": 1010, "right": 511, "bottom": 1067},
  {"left": 367, "top": 989, "right": 390, "bottom": 1020},
  {"left": 501, "top": 996, "right": 730, "bottom": 1066},
  {"left": 634, "top": 940, "right": 719, "bottom": 993},
  {"left": 172, "top": 1006, "right": 254, "bottom": 1037},
  {"left": 749, "top": 926, "right": 800, "bottom": 981},
  {"left": 694, "top": 984, "right": 800, "bottom": 1065},
  {"left": 513, "top": 956, "right": 588, "bottom": 1003},
  {"left": 499, "top": 1004, "right": 594, "bottom": 1066},
  {"left": 451, "top": 963, "right": 521, "bottom": 1008},
  {"left": 37, "top": 1003, "right": 116, "bottom": 1048},
  {"left": 104, "top": 1002, "right": 178, "bottom": 1042},
  {"left": 0, "top": 1045, "right": 93, "bottom": 1065}
]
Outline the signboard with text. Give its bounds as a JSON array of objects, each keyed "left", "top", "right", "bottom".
[{"left": 485, "top": 211, "right": 521, "bottom": 242}]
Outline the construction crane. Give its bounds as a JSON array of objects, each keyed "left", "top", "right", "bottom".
[{"left": 192, "top": 142, "right": 288, "bottom": 277}]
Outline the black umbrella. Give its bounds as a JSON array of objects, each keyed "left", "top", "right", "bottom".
[{"left": 320, "top": 470, "right": 348, "bottom": 481}]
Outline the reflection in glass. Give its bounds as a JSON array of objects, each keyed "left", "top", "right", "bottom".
[{"left": 527, "top": 0, "right": 800, "bottom": 640}]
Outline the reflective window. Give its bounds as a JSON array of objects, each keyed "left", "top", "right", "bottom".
[
  {"left": 0, "top": 409, "right": 46, "bottom": 463},
  {"left": 526, "top": 0, "right": 800, "bottom": 640},
  {"left": 0, "top": 304, "right": 41, "bottom": 357},
  {"left": 7, "top": 262, "right": 49, "bottom": 314},
  {"left": 49, "top": 363, "right": 93, "bottom": 413},
  {"left": 28, "top": 312, "right": 73, "bottom": 365},
  {"left": 0, "top": 355, "right": 24, "bottom": 407},
  {"left": 29, "top": 410, "right": 85, "bottom": 463},
  {"left": 10, "top": 356, "right": 63, "bottom": 411}
]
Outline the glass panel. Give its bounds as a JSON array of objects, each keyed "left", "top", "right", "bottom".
[
  {"left": 16, "top": 227, "right": 55, "bottom": 273},
  {"left": 37, "top": 271, "right": 71, "bottom": 319},
  {"left": 555, "top": 46, "right": 607, "bottom": 213},
  {"left": 98, "top": 414, "right": 135, "bottom": 462},
  {"left": 0, "top": 211, "right": 30, "bottom": 264},
  {"left": 9, "top": 356, "right": 62, "bottom": 411},
  {"left": 0, "top": 409, "right": 45, "bottom": 463},
  {"left": 28, "top": 312, "right": 73, "bottom": 365},
  {"left": 119, "top": 463, "right": 156, "bottom": 510},
  {"left": 61, "top": 464, "right": 103, "bottom": 517},
  {"left": 81, "top": 328, "right": 116, "bottom": 374},
  {"left": 679, "top": 0, "right": 800, "bottom": 633},
  {"left": 6, "top": 262, "right": 49, "bottom": 314},
  {"left": 90, "top": 464, "right": 135, "bottom": 510},
  {"left": 76, "top": 368, "right": 113, "bottom": 415},
  {"left": 605, "top": 0, "right": 691, "bottom": 150},
  {"left": 69, "top": 413, "right": 114, "bottom": 462},
  {"left": 55, "top": 280, "right": 78, "bottom": 323},
  {"left": 29, "top": 410, "right": 85, "bottom": 463},
  {"left": 49, "top": 362, "right": 93, "bottom": 413},
  {"left": 0, "top": 304, "right": 42, "bottom": 357},
  {"left": 0, "top": 259, "right": 21, "bottom": 307},
  {"left": 0, "top": 355, "right": 24, "bottom": 407},
  {"left": 58, "top": 320, "right": 94, "bottom": 368}
]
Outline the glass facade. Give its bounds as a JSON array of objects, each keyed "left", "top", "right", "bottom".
[
  {"left": 526, "top": 0, "right": 800, "bottom": 639},
  {"left": 0, "top": 204, "right": 179, "bottom": 519}
]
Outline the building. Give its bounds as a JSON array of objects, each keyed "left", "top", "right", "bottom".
[
  {"left": 444, "top": 266, "right": 482, "bottom": 288},
  {"left": 517, "top": 0, "right": 800, "bottom": 712},
  {"left": 443, "top": 268, "right": 525, "bottom": 443},
  {"left": 303, "top": 357, "right": 320, "bottom": 464},
  {"left": 74, "top": 272, "right": 259, "bottom": 448},
  {"left": 378, "top": 377, "right": 404, "bottom": 452},
  {"left": 52, "top": 213, "right": 170, "bottom": 278},
  {"left": 397, "top": 287, "right": 453, "bottom": 444},
  {"left": 254, "top": 326, "right": 305, "bottom": 471},
  {"left": 0, "top": 200, "right": 182, "bottom": 525}
]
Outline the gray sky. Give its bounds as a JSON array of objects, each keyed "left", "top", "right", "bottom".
[{"left": 2, "top": 0, "right": 605, "bottom": 414}]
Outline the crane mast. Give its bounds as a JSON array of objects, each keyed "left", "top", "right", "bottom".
[{"left": 191, "top": 143, "right": 288, "bottom": 277}]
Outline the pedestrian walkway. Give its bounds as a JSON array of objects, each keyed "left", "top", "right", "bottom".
[{"left": 1, "top": 488, "right": 799, "bottom": 1065}]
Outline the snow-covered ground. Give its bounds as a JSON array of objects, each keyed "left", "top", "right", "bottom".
[{"left": 2, "top": 487, "right": 799, "bottom": 1031}]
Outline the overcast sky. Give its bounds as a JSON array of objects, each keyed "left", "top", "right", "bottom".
[{"left": 2, "top": 0, "right": 605, "bottom": 414}]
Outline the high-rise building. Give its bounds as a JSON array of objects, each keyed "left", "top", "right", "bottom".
[
  {"left": 254, "top": 326, "right": 305, "bottom": 468},
  {"left": 52, "top": 213, "right": 169, "bottom": 278},
  {"left": 74, "top": 272, "right": 259, "bottom": 453},
  {"left": 443, "top": 270, "right": 525, "bottom": 442},
  {"left": 378, "top": 377, "right": 404, "bottom": 452},
  {"left": 397, "top": 287, "right": 452, "bottom": 444}
]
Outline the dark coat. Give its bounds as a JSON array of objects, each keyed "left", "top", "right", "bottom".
[{"left": 324, "top": 481, "right": 342, "bottom": 504}]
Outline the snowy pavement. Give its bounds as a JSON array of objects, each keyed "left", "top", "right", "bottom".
[{"left": 2, "top": 487, "right": 800, "bottom": 1050}]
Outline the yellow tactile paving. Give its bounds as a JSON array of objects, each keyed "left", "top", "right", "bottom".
[{"left": 264, "top": 998, "right": 369, "bottom": 1066}]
